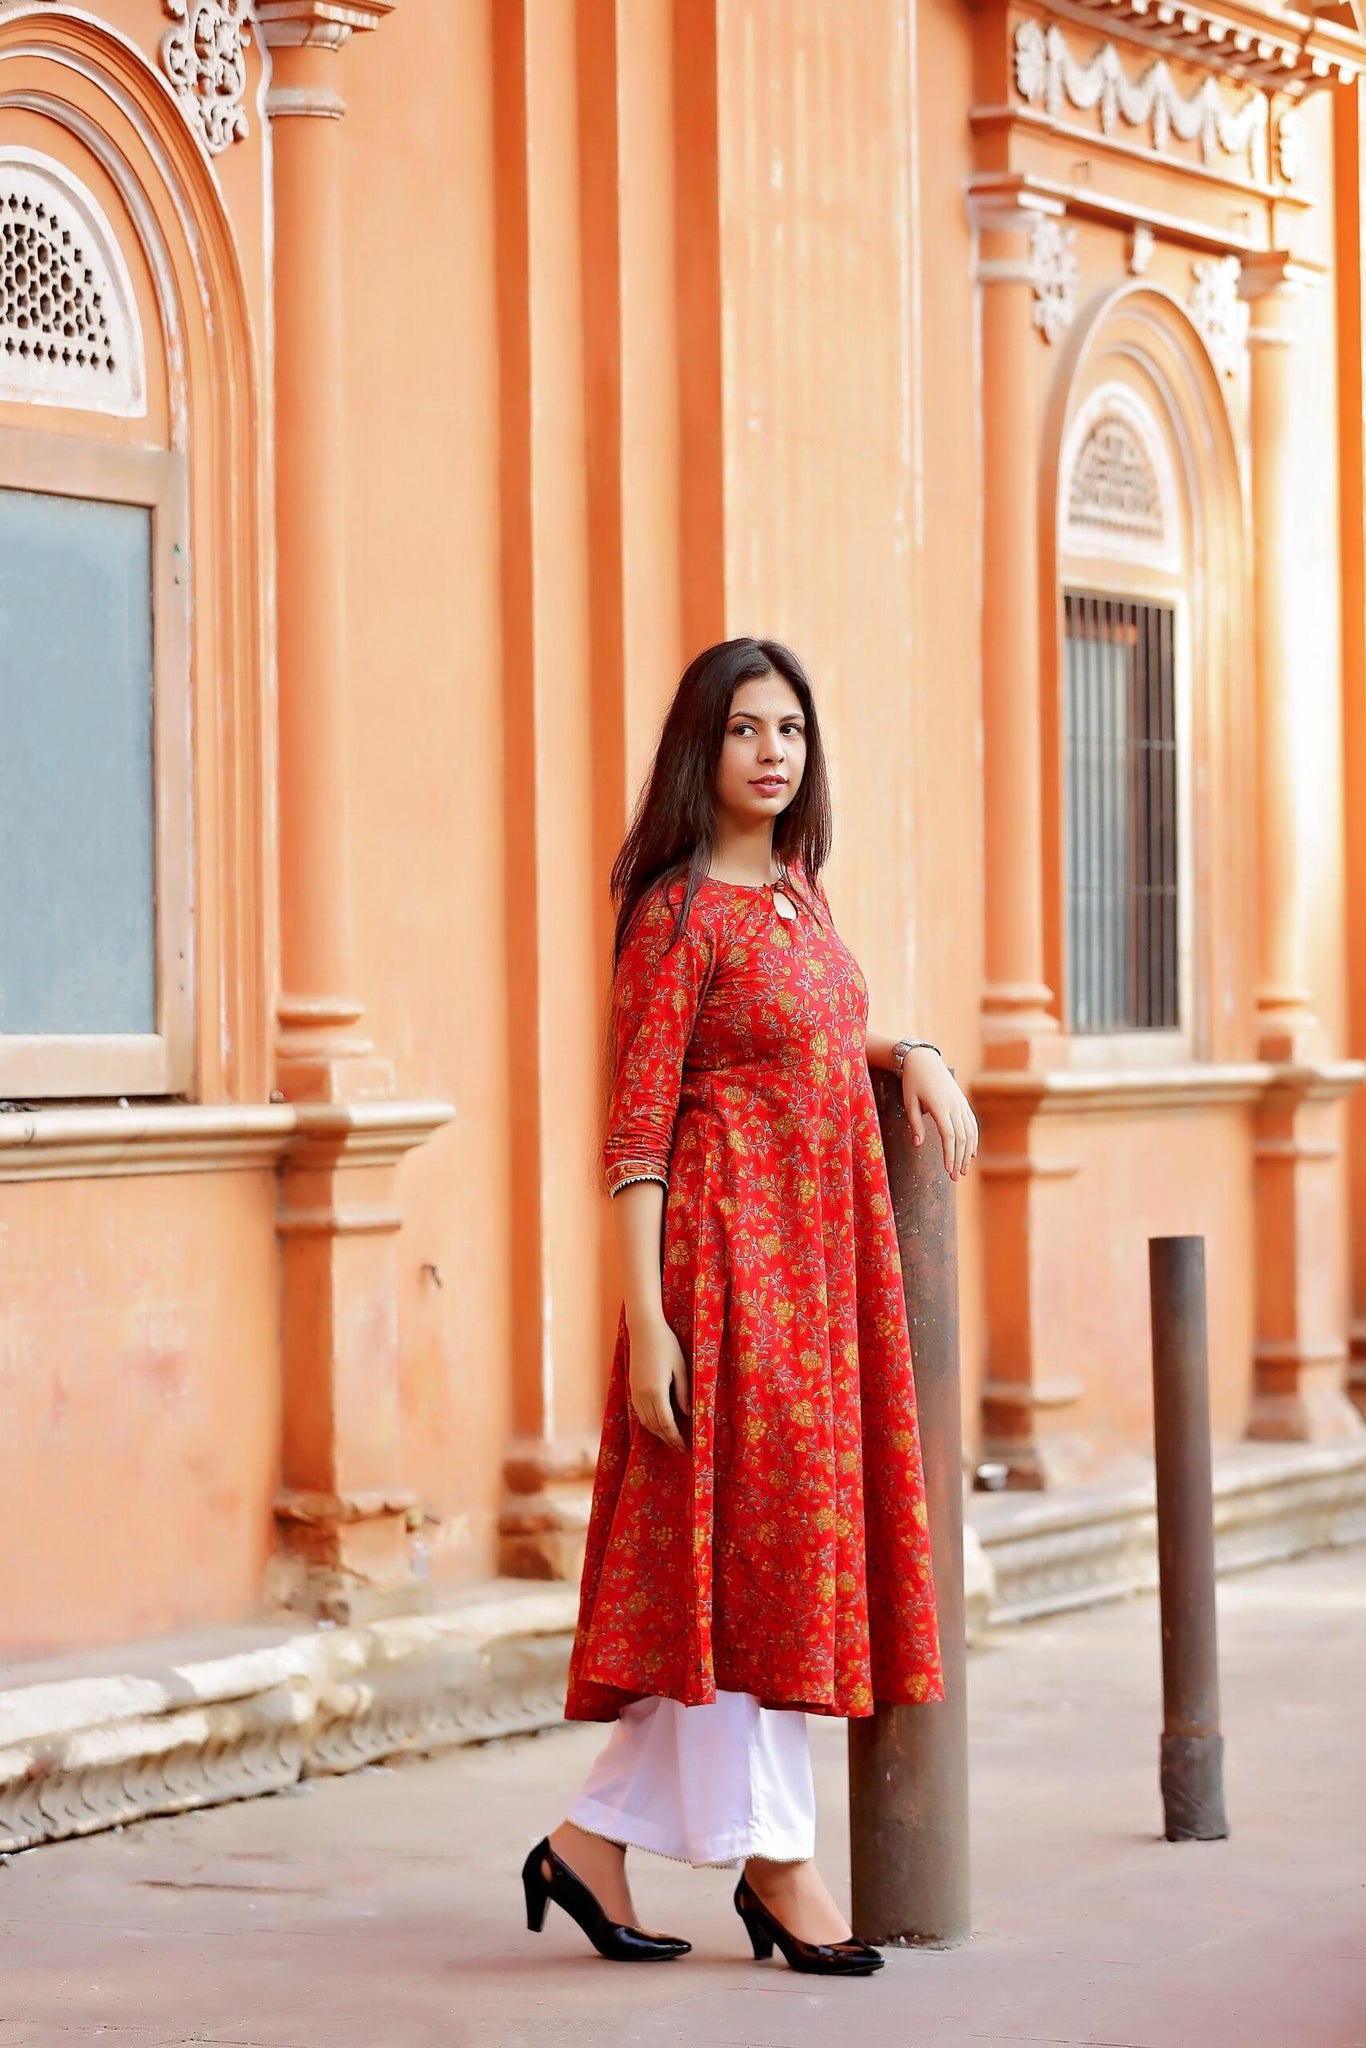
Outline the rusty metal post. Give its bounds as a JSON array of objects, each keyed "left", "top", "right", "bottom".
[
  {"left": 848, "top": 1069, "right": 970, "bottom": 1946},
  {"left": 1148, "top": 1236, "right": 1229, "bottom": 1842}
]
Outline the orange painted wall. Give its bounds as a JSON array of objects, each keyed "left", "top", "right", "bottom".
[
  {"left": 1032, "top": 1114, "right": 1257, "bottom": 1464},
  {"left": 0, "top": 1172, "right": 281, "bottom": 1656}
]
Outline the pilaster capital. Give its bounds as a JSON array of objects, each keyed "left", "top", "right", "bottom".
[
  {"left": 1238, "top": 251, "right": 1323, "bottom": 305},
  {"left": 1239, "top": 251, "right": 1324, "bottom": 351},
  {"left": 256, "top": 0, "right": 396, "bottom": 50},
  {"left": 969, "top": 177, "right": 1078, "bottom": 345},
  {"left": 967, "top": 174, "right": 1065, "bottom": 243}
]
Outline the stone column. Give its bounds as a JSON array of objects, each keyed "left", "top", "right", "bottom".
[
  {"left": 259, "top": 0, "right": 394, "bottom": 1105},
  {"left": 970, "top": 180, "right": 1085, "bottom": 1487},
  {"left": 258, "top": 2, "right": 455, "bottom": 1620},
  {"left": 1240, "top": 253, "right": 1364, "bottom": 1444},
  {"left": 1241, "top": 254, "right": 1321, "bottom": 1064},
  {"left": 492, "top": 0, "right": 609, "bottom": 1577},
  {"left": 972, "top": 185, "right": 1067, "bottom": 1075}
]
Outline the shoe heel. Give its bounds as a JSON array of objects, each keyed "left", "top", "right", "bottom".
[
  {"left": 521, "top": 1845, "right": 551, "bottom": 1933},
  {"left": 741, "top": 1910, "right": 774, "bottom": 1960}
]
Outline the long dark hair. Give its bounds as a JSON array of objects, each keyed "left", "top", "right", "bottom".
[{"left": 610, "top": 638, "right": 832, "bottom": 961}]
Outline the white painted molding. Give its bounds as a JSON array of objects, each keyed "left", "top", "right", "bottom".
[
  {"left": 0, "top": 1098, "right": 454, "bottom": 1183},
  {"left": 1013, "top": 19, "right": 1278, "bottom": 183},
  {"left": 973, "top": 1059, "right": 1364, "bottom": 1115},
  {"left": 160, "top": 0, "right": 255, "bottom": 156},
  {"left": 1129, "top": 223, "right": 1156, "bottom": 276},
  {"left": 0, "top": 147, "right": 146, "bottom": 415},
  {"left": 1030, "top": 214, "right": 1079, "bottom": 344}
]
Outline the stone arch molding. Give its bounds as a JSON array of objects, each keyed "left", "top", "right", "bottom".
[
  {"left": 1060, "top": 381, "right": 1181, "bottom": 573},
  {"left": 0, "top": 145, "right": 145, "bottom": 414}
]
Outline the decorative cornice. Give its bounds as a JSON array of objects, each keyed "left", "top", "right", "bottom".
[
  {"left": 160, "top": 0, "right": 255, "bottom": 156},
  {"left": 1014, "top": 19, "right": 1277, "bottom": 179},
  {"left": 968, "top": 179, "right": 1067, "bottom": 236},
  {"left": 0, "top": 1099, "right": 454, "bottom": 1183},
  {"left": 1238, "top": 248, "right": 1323, "bottom": 299},
  {"left": 974, "top": 1058, "right": 1365, "bottom": 1116},
  {"left": 286, "top": 1099, "right": 454, "bottom": 1169},
  {"left": 1260, "top": 1057, "right": 1366, "bottom": 1105},
  {"left": 255, "top": 0, "right": 396, "bottom": 48},
  {"left": 974, "top": 1062, "right": 1274, "bottom": 1115},
  {"left": 1038, "top": 0, "right": 1364, "bottom": 89}
]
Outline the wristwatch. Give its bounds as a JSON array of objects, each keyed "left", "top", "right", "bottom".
[{"left": 892, "top": 1037, "right": 942, "bottom": 1076}]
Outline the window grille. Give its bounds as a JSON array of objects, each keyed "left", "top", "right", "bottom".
[{"left": 1063, "top": 592, "right": 1178, "bottom": 1033}]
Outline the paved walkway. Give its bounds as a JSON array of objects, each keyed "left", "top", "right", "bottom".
[{"left": 1, "top": 1548, "right": 1362, "bottom": 2048}]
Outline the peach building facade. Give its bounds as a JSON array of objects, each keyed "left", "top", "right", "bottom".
[{"left": 1, "top": 0, "right": 1364, "bottom": 1661}]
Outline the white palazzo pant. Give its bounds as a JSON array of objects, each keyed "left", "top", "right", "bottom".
[{"left": 567, "top": 1689, "right": 816, "bottom": 1868}]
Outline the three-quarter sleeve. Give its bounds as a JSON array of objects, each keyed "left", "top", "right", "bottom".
[{"left": 603, "top": 887, "right": 714, "bottom": 1198}]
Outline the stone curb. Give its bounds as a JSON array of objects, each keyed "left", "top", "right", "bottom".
[
  {"left": 975, "top": 1441, "right": 1366, "bottom": 1623},
  {"left": 0, "top": 1585, "right": 577, "bottom": 1854},
  {"left": 2, "top": 1443, "right": 1363, "bottom": 1855}
]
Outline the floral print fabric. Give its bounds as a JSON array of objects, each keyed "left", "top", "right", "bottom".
[{"left": 565, "top": 872, "right": 943, "bottom": 1722}]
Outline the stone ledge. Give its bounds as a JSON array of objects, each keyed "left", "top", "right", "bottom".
[
  {"left": 0, "top": 1581, "right": 577, "bottom": 1854},
  {"left": 972, "top": 1441, "right": 1366, "bottom": 1623},
  {"left": 2, "top": 1443, "right": 1363, "bottom": 1855}
]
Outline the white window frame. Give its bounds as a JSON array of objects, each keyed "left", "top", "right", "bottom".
[{"left": 0, "top": 425, "right": 193, "bottom": 1099}]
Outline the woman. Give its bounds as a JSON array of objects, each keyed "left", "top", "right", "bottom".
[{"left": 522, "top": 638, "right": 977, "bottom": 1975}]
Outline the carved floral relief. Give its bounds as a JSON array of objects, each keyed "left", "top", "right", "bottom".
[
  {"left": 1188, "top": 255, "right": 1249, "bottom": 379},
  {"left": 1030, "top": 215, "right": 1078, "bottom": 345},
  {"left": 161, "top": 0, "right": 255, "bottom": 155}
]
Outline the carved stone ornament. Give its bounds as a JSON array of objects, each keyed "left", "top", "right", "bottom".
[
  {"left": 1276, "top": 108, "right": 1306, "bottom": 185},
  {"left": 161, "top": 0, "right": 255, "bottom": 155},
  {"left": 1013, "top": 20, "right": 1276, "bottom": 182},
  {"left": 1068, "top": 411, "right": 1165, "bottom": 546},
  {"left": 1188, "top": 255, "right": 1249, "bottom": 379},
  {"left": 0, "top": 149, "right": 146, "bottom": 414},
  {"left": 1030, "top": 214, "right": 1078, "bottom": 345}
]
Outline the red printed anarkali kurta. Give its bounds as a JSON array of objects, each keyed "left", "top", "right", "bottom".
[{"left": 565, "top": 871, "right": 943, "bottom": 1723}]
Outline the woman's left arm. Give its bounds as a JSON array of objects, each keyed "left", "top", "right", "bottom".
[{"left": 867, "top": 1031, "right": 979, "bottom": 1182}]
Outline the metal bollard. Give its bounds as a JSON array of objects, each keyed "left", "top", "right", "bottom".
[
  {"left": 1148, "top": 1236, "right": 1229, "bottom": 1843},
  {"left": 848, "top": 1069, "right": 970, "bottom": 1946}
]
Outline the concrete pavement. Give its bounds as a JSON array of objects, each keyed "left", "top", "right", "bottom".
[{"left": 1, "top": 1547, "right": 1362, "bottom": 2048}]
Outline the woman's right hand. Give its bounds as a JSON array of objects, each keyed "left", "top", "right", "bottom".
[{"left": 628, "top": 1313, "right": 691, "bottom": 1452}]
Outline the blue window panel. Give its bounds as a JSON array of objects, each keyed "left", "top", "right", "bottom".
[{"left": 0, "top": 487, "right": 156, "bottom": 1037}]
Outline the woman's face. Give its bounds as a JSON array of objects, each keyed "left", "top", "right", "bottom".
[{"left": 715, "top": 675, "right": 807, "bottom": 826}]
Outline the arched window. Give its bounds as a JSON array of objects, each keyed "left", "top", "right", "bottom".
[
  {"left": 1056, "top": 381, "right": 1188, "bottom": 1043},
  {"left": 0, "top": 146, "right": 190, "bottom": 1097}
]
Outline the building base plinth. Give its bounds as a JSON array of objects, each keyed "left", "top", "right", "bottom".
[{"left": 498, "top": 1436, "right": 597, "bottom": 1581}]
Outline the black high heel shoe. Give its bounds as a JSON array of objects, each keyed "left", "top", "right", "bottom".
[
  {"left": 521, "top": 1837, "right": 691, "bottom": 1962},
  {"left": 733, "top": 1873, "right": 884, "bottom": 1976}
]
